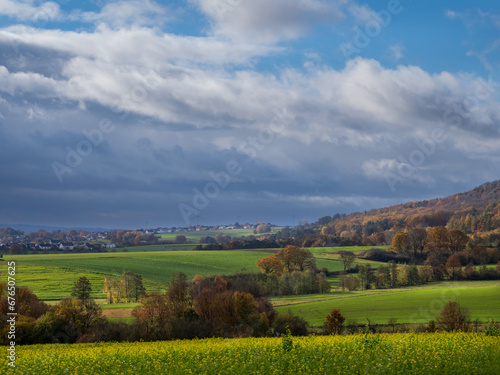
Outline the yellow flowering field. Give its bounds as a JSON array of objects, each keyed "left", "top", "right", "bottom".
[{"left": 1, "top": 333, "right": 499, "bottom": 374}]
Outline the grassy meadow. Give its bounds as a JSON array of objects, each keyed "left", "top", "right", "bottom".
[
  {"left": 0, "top": 250, "right": 273, "bottom": 300},
  {"left": 274, "top": 280, "right": 500, "bottom": 326},
  {"left": 157, "top": 227, "right": 282, "bottom": 242},
  {"left": 0, "top": 248, "right": 347, "bottom": 300},
  {"left": 2, "top": 333, "right": 499, "bottom": 374}
]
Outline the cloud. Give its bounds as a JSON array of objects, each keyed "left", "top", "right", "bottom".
[
  {"left": 73, "top": 0, "right": 170, "bottom": 28},
  {"left": 0, "top": 0, "right": 60, "bottom": 22},
  {"left": 389, "top": 44, "right": 404, "bottom": 60},
  {"left": 191, "top": 0, "right": 346, "bottom": 43},
  {"left": 445, "top": 10, "right": 458, "bottom": 20},
  {"left": 1, "top": 19, "right": 500, "bottom": 227}
]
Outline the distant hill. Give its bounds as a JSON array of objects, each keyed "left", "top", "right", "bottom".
[
  {"left": 0, "top": 223, "right": 113, "bottom": 233},
  {"left": 321, "top": 180, "right": 500, "bottom": 237}
]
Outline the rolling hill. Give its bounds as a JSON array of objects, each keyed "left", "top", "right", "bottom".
[{"left": 320, "top": 180, "right": 500, "bottom": 239}]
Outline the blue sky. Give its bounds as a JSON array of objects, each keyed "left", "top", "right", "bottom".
[{"left": 0, "top": 0, "right": 499, "bottom": 229}]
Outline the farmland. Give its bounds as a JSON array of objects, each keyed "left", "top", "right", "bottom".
[
  {"left": 1, "top": 242, "right": 499, "bottom": 330},
  {"left": 0, "top": 249, "right": 347, "bottom": 300},
  {"left": 274, "top": 280, "right": 500, "bottom": 326},
  {"left": 157, "top": 227, "right": 281, "bottom": 242},
  {"left": 0, "top": 250, "right": 273, "bottom": 300},
  {"left": 2, "top": 333, "right": 499, "bottom": 374}
]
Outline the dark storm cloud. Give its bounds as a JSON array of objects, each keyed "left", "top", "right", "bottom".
[{"left": 0, "top": 3, "right": 499, "bottom": 228}]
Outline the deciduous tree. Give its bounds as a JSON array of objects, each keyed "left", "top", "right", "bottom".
[
  {"left": 324, "top": 309, "right": 345, "bottom": 335},
  {"left": 276, "top": 246, "right": 316, "bottom": 273},
  {"left": 392, "top": 232, "right": 409, "bottom": 255},
  {"left": 446, "top": 254, "right": 462, "bottom": 280},
  {"left": 408, "top": 227, "right": 427, "bottom": 257},
  {"left": 256, "top": 255, "right": 284, "bottom": 276},
  {"left": 425, "top": 226, "right": 450, "bottom": 253},
  {"left": 448, "top": 229, "right": 468, "bottom": 253},
  {"left": 436, "top": 301, "right": 470, "bottom": 332},
  {"left": 71, "top": 277, "right": 92, "bottom": 304},
  {"left": 338, "top": 251, "right": 356, "bottom": 271}
]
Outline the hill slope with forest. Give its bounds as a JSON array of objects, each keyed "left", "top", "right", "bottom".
[{"left": 309, "top": 180, "right": 500, "bottom": 247}]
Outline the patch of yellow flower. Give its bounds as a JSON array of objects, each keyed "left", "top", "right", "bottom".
[{"left": 1, "top": 332, "right": 499, "bottom": 374}]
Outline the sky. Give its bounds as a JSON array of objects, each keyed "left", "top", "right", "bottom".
[{"left": 0, "top": 0, "right": 499, "bottom": 230}]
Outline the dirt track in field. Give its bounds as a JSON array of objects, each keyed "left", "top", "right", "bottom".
[{"left": 102, "top": 309, "right": 133, "bottom": 318}]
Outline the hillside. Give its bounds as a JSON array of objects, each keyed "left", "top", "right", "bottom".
[{"left": 320, "top": 180, "right": 500, "bottom": 241}]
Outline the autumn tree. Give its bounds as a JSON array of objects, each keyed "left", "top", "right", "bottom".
[
  {"left": 132, "top": 291, "right": 171, "bottom": 337},
  {"left": 392, "top": 232, "right": 409, "bottom": 255},
  {"left": 71, "top": 277, "right": 92, "bottom": 304},
  {"left": 103, "top": 277, "right": 115, "bottom": 304},
  {"left": 256, "top": 255, "right": 284, "bottom": 276},
  {"left": 446, "top": 254, "right": 462, "bottom": 280},
  {"left": 436, "top": 301, "right": 470, "bottom": 332},
  {"left": 0, "top": 287, "right": 48, "bottom": 319},
  {"left": 324, "top": 309, "right": 345, "bottom": 335},
  {"left": 448, "top": 229, "right": 468, "bottom": 253},
  {"left": 254, "top": 224, "right": 272, "bottom": 234},
  {"left": 425, "top": 226, "right": 450, "bottom": 253},
  {"left": 276, "top": 246, "right": 316, "bottom": 273},
  {"left": 472, "top": 244, "right": 488, "bottom": 265},
  {"left": 54, "top": 297, "right": 103, "bottom": 342},
  {"left": 121, "top": 271, "right": 146, "bottom": 302},
  {"left": 338, "top": 251, "right": 356, "bottom": 271},
  {"left": 407, "top": 227, "right": 427, "bottom": 257}
]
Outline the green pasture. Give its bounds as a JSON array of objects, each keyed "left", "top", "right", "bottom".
[
  {"left": 274, "top": 280, "right": 500, "bottom": 326},
  {"left": 115, "top": 244, "right": 196, "bottom": 252},
  {"left": 308, "top": 246, "right": 391, "bottom": 254},
  {"left": 0, "top": 249, "right": 345, "bottom": 300},
  {"left": 100, "top": 302, "right": 139, "bottom": 310},
  {"left": 158, "top": 227, "right": 282, "bottom": 242},
  {"left": 0, "top": 249, "right": 352, "bottom": 300}
]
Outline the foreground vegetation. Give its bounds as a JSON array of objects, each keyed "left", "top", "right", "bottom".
[{"left": 2, "top": 332, "right": 499, "bottom": 374}]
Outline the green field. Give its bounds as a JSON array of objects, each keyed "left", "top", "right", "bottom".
[
  {"left": 0, "top": 249, "right": 347, "bottom": 300},
  {"left": 0, "top": 251, "right": 268, "bottom": 299},
  {"left": 115, "top": 244, "right": 196, "bottom": 252},
  {"left": 274, "top": 280, "right": 500, "bottom": 326},
  {"left": 2, "top": 333, "right": 499, "bottom": 374},
  {"left": 308, "top": 246, "right": 391, "bottom": 254},
  {"left": 158, "top": 227, "right": 282, "bottom": 242}
]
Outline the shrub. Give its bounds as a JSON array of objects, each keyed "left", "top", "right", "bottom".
[{"left": 273, "top": 313, "right": 308, "bottom": 336}]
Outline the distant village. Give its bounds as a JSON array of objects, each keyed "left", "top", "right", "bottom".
[{"left": 0, "top": 222, "right": 277, "bottom": 254}]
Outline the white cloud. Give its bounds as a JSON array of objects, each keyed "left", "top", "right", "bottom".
[
  {"left": 0, "top": 0, "right": 60, "bottom": 22},
  {"left": 389, "top": 44, "right": 404, "bottom": 60},
  {"left": 347, "top": 3, "right": 379, "bottom": 23},
  {"left": 445, "top": 10, "right": 457, "bottom": 19},
  {"left": 191, "top": 0, "right": 346, "bottom": 43},
  {"left": 73, "top": 0, "right": 170, "bottom": 28}
]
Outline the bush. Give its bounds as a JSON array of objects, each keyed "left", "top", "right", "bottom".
[
  {"left": 362, "top": 248, "right": 409, "bottom": 263},
  {"left": 273, "top": 313, "right": 308, "bottom": 336}
]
